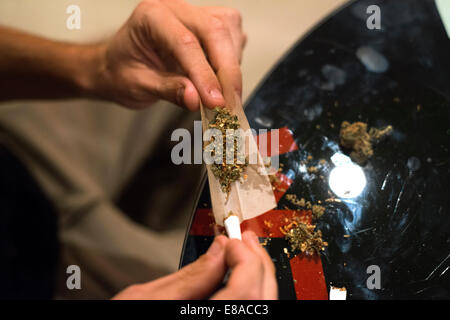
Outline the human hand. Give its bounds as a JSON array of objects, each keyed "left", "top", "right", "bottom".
[
  {"left": 211, "top": 231, "right": 278, "bottom": 300},
  {"left": 112, "top": 231, "right": 277, "bottom": 300},
  {"left": 91, "top": 0, "right": 246, "bottom": 110}
]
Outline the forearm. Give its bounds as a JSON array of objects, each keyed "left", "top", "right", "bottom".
[{"left": 0, "top": 26, "right": 103, "bottom": 101}]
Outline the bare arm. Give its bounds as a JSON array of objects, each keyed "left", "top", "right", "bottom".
[{"left": 0, "top": 26, "right": 100, "bottom": 101}]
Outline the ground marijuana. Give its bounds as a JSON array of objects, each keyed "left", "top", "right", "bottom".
[{"left": 206, "top": 107, "right": 248, "bottom": 194}]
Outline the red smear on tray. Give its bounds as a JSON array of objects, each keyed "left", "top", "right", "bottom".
[{"left": 256, "top": 127, "right": 299, "bottom": 157}]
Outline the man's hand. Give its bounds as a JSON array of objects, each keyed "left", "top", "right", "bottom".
[
  {"left": 93, "top": 0, "right": 246, "bottom": 110},
  {"left": 112, "top": 231, "right": 278, "bottom": 300},
  {"left": 0, "top": 0, "right": 246, "bottom": 110}
]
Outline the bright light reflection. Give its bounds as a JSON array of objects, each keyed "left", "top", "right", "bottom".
[{"left": 328, "top": 153, "right": 367, "bottom": 198}]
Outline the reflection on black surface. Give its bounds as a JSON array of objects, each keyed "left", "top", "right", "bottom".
[{"left": 328, "top": 153, "right": 367, "bottom": 198}]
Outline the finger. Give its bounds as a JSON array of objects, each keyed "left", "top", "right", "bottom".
[
  {"left": 171, "top": 235, "right": 229, "bottom": 299},
  {"left": 211, "top": 234, "right": 265, "bottom": 300},
  {"left": 204, "top": 7, "right": 246, "bottom": 63},
  {"left": 166, "top": 3, "right": 243, "bottom": 100},
  {"left": 140, "top": 1, "right": 225, "bottom": 108},
  {"left": 118, "top": 235, "right": 229, "bottom": 300},
  {"left": 242, "top": 231, "right": 278, "bottom": 300}
]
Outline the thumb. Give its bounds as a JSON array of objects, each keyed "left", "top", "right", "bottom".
[{"left": 174, "top": 235, "right": 229, "bottom": 299}]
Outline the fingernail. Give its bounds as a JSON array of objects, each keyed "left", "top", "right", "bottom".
[
  {"left": 207, "top": 238, "right": 223, "bottom": 256},
  {"left": 209, "top": 88, "right": 224, "bottom": 100}
]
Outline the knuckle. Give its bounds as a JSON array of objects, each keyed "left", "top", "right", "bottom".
[
  {"left": 176, "top": 32, "right": 199, "bottom": 49},
  {"left": 209, "top": 16, "right": 227, "bottom": 34}
]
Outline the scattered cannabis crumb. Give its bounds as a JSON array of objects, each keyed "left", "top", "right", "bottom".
[
  {"left": 307, "top": 166, "right": 318, "bottom": 174},
  {"left": 285, "top": 194, "right": 306, "bottom": 207},
  {"left": 263, "top": 157, "right": 272, "bottom": 167},
  {"left": 264, "top": 220, "right": 274, "bottom": 228},
  {"left": 339, "top": 121, "right": 393, "bottom": 164},
  {"left": 268, "top": 172, "right": 288, "bottom": 192},
  {"left": 312, "top": 204, "right": 326, "bottom": 220},
  {"left": 268, "top": 174, "right": 280, "bottom": 185},
  {"left": 285, "top": 194, "right": 314, "bottom": 211},
  {"left": 261, "top": 238, "right": 270, "bottom": 247},
  {"left": 283, "top": 247, "right": 290, "bottom": 258},
  {"left": 206, "top": 107, "right": 248, "bottom": 194},
  {"left": 284, "top": 221, "right": 328, "bottom": 256}
]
